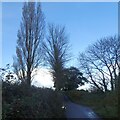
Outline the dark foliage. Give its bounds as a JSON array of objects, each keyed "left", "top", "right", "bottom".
[
  {"left": 63, "top": 67, "right": 88, "bottom": 90},
  {"left": 2, "top": 81, "right": 65, "bottom": 119}
]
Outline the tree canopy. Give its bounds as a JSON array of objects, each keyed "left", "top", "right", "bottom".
[
  {"left": 78, "top": 36, "right": 120, "bottom": 92},
  {"left": 63, "top": 67, "right": 88, "bottom": 90}
]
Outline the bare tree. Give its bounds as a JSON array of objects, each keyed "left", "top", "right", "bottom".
[
  {"left": 43, "top": 24, "right": 70, "bottom": 90},
  {"left": 78, "top": 36, "right": 120, "bottom": 91},
  {"left": 13, "top": 2, "right": 45, "bottom": 87},
  {"left": 78, "top": 53, "right": 105, "bottom": 92}
]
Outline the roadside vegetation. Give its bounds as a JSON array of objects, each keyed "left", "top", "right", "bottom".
[
  {"left": 2, "top": 81, "right": 65, "bottom": 119},
  {"left": 65, "top": 89, "right": 118, "bottom": 119}
]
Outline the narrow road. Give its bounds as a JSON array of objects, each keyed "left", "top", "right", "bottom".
[{"left": 63, "top": 95, "right": 101, "bottom": 119}]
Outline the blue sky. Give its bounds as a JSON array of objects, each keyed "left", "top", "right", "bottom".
[{"left": 2, "top": 2, "right": 118, "bottom": 68}]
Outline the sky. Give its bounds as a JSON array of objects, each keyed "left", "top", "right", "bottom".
[
  {"left": 2, "top": 2, "right": 118, "bottom": 68},
  {"left": 1, "top": 2, "right": 118, "bottom": 88}
]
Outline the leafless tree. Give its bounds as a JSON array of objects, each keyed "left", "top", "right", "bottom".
[
  {"left": 43, "top": 24, "right": 70, "bottom": 90},
  {"left": 78, "top": 53, "right": 105, "bottom": 92},
  {"left": 13, "top": 2, "right": 45, "bottom": 87},
  {"left": 78, "top": 36, "right": 120, "bottom": 91}
]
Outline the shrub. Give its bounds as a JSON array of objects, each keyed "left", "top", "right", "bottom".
[
  {"left": 65, "top": 90, "right": 81, "bottom": 101},
  {"left": 2, "top": 81, "right": 65, "bottom": 119}
]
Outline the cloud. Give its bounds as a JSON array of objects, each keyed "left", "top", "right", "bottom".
[{"left": 31, "top": 68, "right": 54, "bottom": 88}]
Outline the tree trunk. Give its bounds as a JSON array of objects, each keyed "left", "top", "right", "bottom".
[
  {"left": 110, "top": 79, "right": 114, "bottom": 91},
  {"left": 102, "top": 78, "right": 108, "bottom": 92},
  {"left": 27, "top": 71, "right": 31, "bottom": 87}
]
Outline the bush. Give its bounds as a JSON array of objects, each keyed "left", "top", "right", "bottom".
[
  {"left": 2, "top": 81, "right": 65, "bottom": 119},
  {"left": 65, "top": 89, "right": 88, "bottom": 102}
]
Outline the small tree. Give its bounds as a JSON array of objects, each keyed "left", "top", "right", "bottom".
[
  {"left": 63, "top": 67, "right": 88, "bottom": 90},
  {"left": 43, "top": 24, "right": 70, "bottom": 90},
  {"left": 13, "top": 2, "right": 45, "bottom": 87}
]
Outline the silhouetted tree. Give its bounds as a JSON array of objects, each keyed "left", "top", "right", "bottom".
[
  {"left": 79, "top": 53, "right": 108, "bottom": 92},
  {"left": 63, "top": 67, "right": 88, "bottom": 90},
  {"left": 13, "top": 2, "right": 45, "bottom": 87},
  {"left": 43, "top": 24, "right": 70, "bottom": 90},
  {"left": 78, "top": 36, "right": 120, "bottom": 91}
]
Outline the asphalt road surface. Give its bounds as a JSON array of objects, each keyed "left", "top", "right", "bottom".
[{"left": 63, "top": 95, "right": 101, "bottom": 119}]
